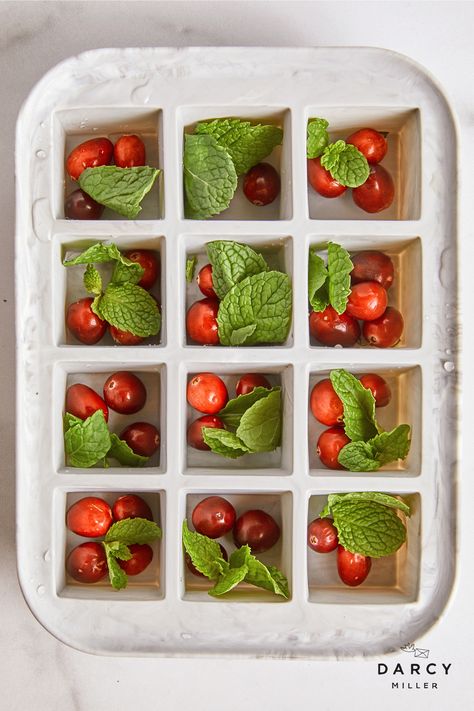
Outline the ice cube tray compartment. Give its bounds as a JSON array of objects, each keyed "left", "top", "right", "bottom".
[
  {"left": 16, "top": 47, "right": 457, "bottom": 657},
  {"left": 181, "top": 491, "right": 292, "bottom": 602},
  {"left": 58, "top": 489, "right": 165, "bottom": 601}
]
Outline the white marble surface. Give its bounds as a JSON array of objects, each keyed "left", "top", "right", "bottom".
[{"left": 2, "top": 1, "right": 473, "bottom": 708}]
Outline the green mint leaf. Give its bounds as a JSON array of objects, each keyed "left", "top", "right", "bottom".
[
  {"left": 196, "top": 118, "right": 283, "bottom": 175},
  {"left": 103, "top": 542, "right": 128, "bottom": 590},
  {"left": 327, "top": 242, "right": 353, "bottom": 314},
  {"left": 319, "top": 503, "right": 331, "bottom": 519},
  {"left": 78, "top": 166, "right": 160, "bottom": 219},
  {"left": 245, "top": 557, "right": 289, "bottom": 599},
  {"left": 182, "top": 520, "right": 228, "bottom": 579},
  {"left": 104, "top": 540, "right": 132, "bottom": 561},
  {"left": 219, "top": 386, "right": 279, "bottom": 430},
  {"left": 94, "top": 283, "right": 160, "bottom": 337},
  {"left": 64, "top": 409, "right": 111, "bottom": 468},
  {"left": 63, "top": 242, "right": 125, "bottom": 266},
  {"left": 308, "top": 249, "right": 329, "bottom": 311},
  {"left": 105, "top": 517, "right": 161, "bottom": 545},
  {"left": 307, "top": 118, "right": 329, "bottom": 159},
  {"left": 108, "top": 433, "right": 149, "bottom": 467},
  {"left": 186, "top": 255, "right": 197, "bottom": 283},
  {"left": 337, "top": 440, "right": 381, "bottom": 471},
  {"left": 236, "top": 388, "right": 282, "bottom": 452},
  {"left": 206, "top": 240, "right": 268, "bottom": 300},
  {"left": 83, "top": 264, "right": 102, "bottom": 295},
  {"left": 217, "top": 271, "right": 292, "bottom": 346},
  {"left": 111, "top": 259, "right": 144, "bottom": 286},
  {"left": 331, "top": 500, "right": 407, "bottom": 558},
  {"left": 229, "top": 324, "right": 257, "bottom": 345},
  {"left": 338, "top": 425, "right": 411, "bottom": 471},
  {"left": 229, "top": 545, "right": 252, "bottom": 569},
  {"left": 208, "top": 564, "right": 249, "bottom": 597},
  {"left": 321, "top": 140, "right": 369, "bottom": 188},
  {"left": 201, "top": 428, "right": 250, "bottom": 459},
  {"left": 327, "top": 492, "right": 410, "bottom": 517},
  {"left": 63, "top": 412, "right": 82, "bottom": 433},
  {"left": 183, "top": 134, "right": 237, "bottom": 219},
  {"left": 330, "top": 369, "right": 379, "bottom": 442}
]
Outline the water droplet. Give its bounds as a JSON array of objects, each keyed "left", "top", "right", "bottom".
[
  {"left": 37, "top": 585, "right": 45, "bottom": 596},
  {"left": 334, "top": 344, "right": 342, "bottom": 349},
  {"left": 43, "top": 550, "right": 50, "bottom": 562},
  {"left": 79, "top": 120, "right": 88, "bottom": 129},
  {"left": 36, "top": 149, "right": 46, "bottom": 159},
  {"left": 40, "top": 121, "right": 46, "bottom": 128},
  {"left": 443, "top": 361, "right": 455, "bottom": 372},
  {"left": 445, "top": 348, "right": 452, "bottom": 356},
  {"left": 181, "top": 632, "right": 192, "bottom": 640}
]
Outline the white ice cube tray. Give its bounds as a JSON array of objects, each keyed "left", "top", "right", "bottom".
[{"left": 15, "top": 47, "right": 457, "bottom": 657}]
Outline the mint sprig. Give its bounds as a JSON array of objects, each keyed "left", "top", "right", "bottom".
[
  {"left": 236, "top": 388, "right": 282, "bottom": 452},
  {"left": 78, "top": 166, "right": 160, "bottom": 219},
  {"left": 92, "top": 283, "right": 160, "bottom": 337},
  {"left": 83, "top": 264, "right": 102, "bottom": 295},
  {"left": 217, "top": 271, "right": 292, "bottom": 346},
  {"left": 64, "top": 409, "right": 111, "bottom": 468},
  {"left": 308, "top": 249, "right": 329, "bottom": 311},
  {"left": 218, "top": 386, "right": 278, "bottom": 430},
  {"left": 102, "top": 517, "right": 161, "bottom": 590},
  {"left": 307, "top": 118, "right": 329, "bottom": 159},
  {"left": 186, "top": 256, "right": 197, "bottom": 283},
  {"left": 108, "top": 433, "right": 149, "bottom": 467},
  {"left": 319, "top": 492, "right": 410, "bottom": 558},
  {"left": 320, "top": 140, "right": 369, "bottom": 188},
  {"left": 338, "top": 425, "right": 411, "bottom": 471},
  {"left": 196, "top": 118, "right": 283, "bottom": 175},
  {"left": 327, "top": 242, "right": 353, "bottom": 314},
  {"left": 201, "top": 428, "right": 250, "bottom": 459},
  {"left": 206, "top": 240, "right": 268, "bottom": 300},
  {"left": 184, "top": 133, "right": 237, "bottom": 219},
  {"left": 183, "top": 524, "right": 289, "bottom": 599},
  {"left": 330, "top": 369, "right": 379, "bottom": 442}
]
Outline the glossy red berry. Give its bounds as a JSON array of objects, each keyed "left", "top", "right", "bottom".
[
  {"left": 309, "top": 306, "right": 360, "bottom": 347},
  {"left": 65, "top": 189, "right": 105, "bottom": 220},
  {"left": 307, "top": 157, "right": 347, "bottom": 198},
  {"left": 359, "top": 374, "right": 392, "bottom": 407},
  {"left": 120, "top": 422, "right": 160, "bottom": 457},
  {"left": 362, "top": 307, "right": 404, "bottom": 348},
  {"left": 352, "top": 164, "right": 394, "bottom": 213},
  {"left": 187, "top": 415, "right": 225, "bottom": 450},
  {"left": 233, "top": 510, "right": 280, "bottom": 553},
  {"left": 337, "top": 545, "right": 372, "bottom": 587},
  {"left": 123, "top": 250, "right": 159, "bottom": 290},
  {"left": 236, "top": 373, "right": 272, "bottom": 396},
  {"left": 346, "top": 128, "right": 387, "bottom": 165},
  {"left": 351, "top": 251, "right": 394, "bottom": 290},
  {"left": 310, "top": 379, "right": 344, "bottom": 426},
  {"left": 307, "top": 518, "right": 339, "bottom": 553},
  {"left": 187, "top": 373, "right": 228, "bottom": 414},
  {"left": 186, "top": 298, "right": 220, "bottom": 345},
  {"left": 66, "top": 497, "right": 113, "bottom": 538},
  {"left": 317, "top": 427, "right": 350, "bottom": 470},
  {"left": 66, "top": 542, "right": 108, "bottom": 584},
  {"left": 112, "top": 494, "right": 153, "bottom": 521},
  {"left": 346, "top": 281, "right": 388, "bottom": 321},
  {"left": 243, "top": 163, "right": 281, "bottom": 206},
  {"left": 118, "top": 544, "right": 153, "bottom": 576},
  {"left": 197, "top": 264, "right": 217, "bottom": 298},
  {"left": 103, "top": 371, "right": 147, "bottom": 414},
  {"left": 192, "top": 496, "right": 236, "bottom": 539},
  {"left": 66, "top": 383, "right": 109, "bottom": 422},
  {"left": 109, "top": 325, "right": 145, "bottom": 345},
  {"left": 66, "top": 137, "right": 114, "bottom": 180},
  {"left": 66, "top": 297, "right": 107, "bottom": 345},
  {"left": 113, "top": 135, "right": 146, "bottom": 168}
]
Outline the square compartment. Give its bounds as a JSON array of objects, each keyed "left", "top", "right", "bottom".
[
  {"left": 183, "top": 365, "right": 293, "bottom": 475},
  {"left": 178, "top": 106, "right": 292, "bottom": 220},
  {"left": 183, "top": 234, "right": 294, "bottom": 347},
  {"left": 308, "top": 237, "right": 422, "bottom": 349},
  {"left": 57, "top": 489, "right": 165, "bottom": 601},
  {"left": 53, "top": 108, "right": 163, "bottom": 220},
  {"left": 307, "top": 492, "right": 421, "bottom": 603},
  {"left": 56, "top": 236, "right": 165, "bottom": 347},
  {"left": 308, "top": 366, "right": 422, "bottom": 476},
  {"left": 54, "top": 362, "right": 166, "bottom": 473},
  {"left": 181, "top": 491, "right": 292, "bottom": 601},
  {"left": 307, "top": 108, "right": 421, "bottom": 220}
]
